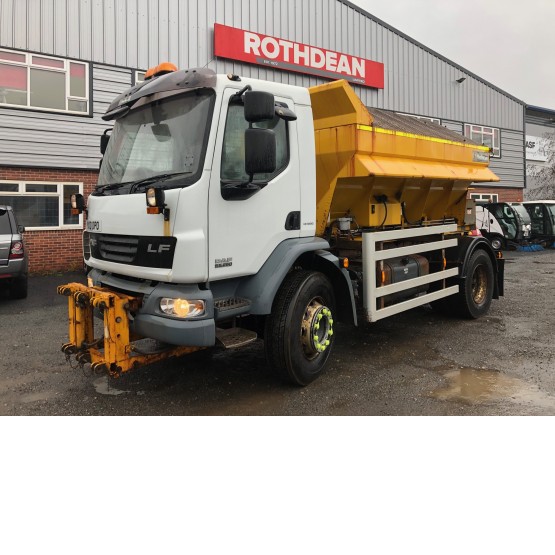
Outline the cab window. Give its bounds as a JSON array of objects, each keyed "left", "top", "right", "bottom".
[{"left": 220, "top": 99, "right": 289, "bottom": 186}]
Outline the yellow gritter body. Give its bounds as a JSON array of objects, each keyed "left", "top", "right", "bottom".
[{"left": 309, "top": 79, "right": 499, "bottom": 236}]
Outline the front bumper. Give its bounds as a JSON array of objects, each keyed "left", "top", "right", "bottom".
[
  {"left": 0, "top": 257, "right": 27, "bottom": 280},
  {"left": 89, "top": 269, "right": 216, "bottom": 347},
  {"left": 58, "top": 279, "right": 215, "bottom": 376}
]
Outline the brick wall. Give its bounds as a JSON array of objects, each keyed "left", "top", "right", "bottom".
[
  {"left": 468, "top": 187, "right": 524, "bottom": 202},
  {"left": 0, "top": 167, "right": 98, "bottom": 274}
]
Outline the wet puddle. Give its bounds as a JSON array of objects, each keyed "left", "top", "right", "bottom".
[
  {"left": 432, "top": 367, "right": 555, "bottom": 410},
  {"left": 93, "top": 376, "right": 130, "bottom": 396},
  {"left": 20, "top": 391, "right": 57, "bottom": 404}
]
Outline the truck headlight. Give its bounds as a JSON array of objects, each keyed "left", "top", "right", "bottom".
[{"left": 159, "top": 298, "right": 205, "bottom": 318}]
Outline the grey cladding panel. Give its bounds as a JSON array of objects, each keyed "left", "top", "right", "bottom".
[
  {"left": 0, "top": 0, "right": 525, "bottom": 170},
  {"left": 488, "top": 130, "right": 524, "bottom": 187},
  {"left": 0, "top": 64, "right": 130, "bottom": 169},
  {"left": 442, "top": 120, "right": 463, "bottom": 134}
]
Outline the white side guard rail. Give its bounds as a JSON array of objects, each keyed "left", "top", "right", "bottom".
[{"left": 362, "top": 223, "right": 459, "bottom": 322}]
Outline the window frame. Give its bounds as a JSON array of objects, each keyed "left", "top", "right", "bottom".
[
  {"left": 470, "top": 193, "right": 499, "bottom": 204},
  {"left": 133, "top": 70, "right": 146, "bottom": 85},
  {"left": 464, "top": 123, "right": 501, "bottom": 158},
  {"left": 0, "top": 48, "right": 91, "bottom": 116},
  {"left": 0, "top": 180, "right": 84, "bottom": 231},
  {"left": 220, "top": 96, "right": 291, "bottom": 199}
]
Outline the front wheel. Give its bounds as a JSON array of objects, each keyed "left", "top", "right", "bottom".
[{"left": 264, "top": 271, "right": 336, "bottom": 386}]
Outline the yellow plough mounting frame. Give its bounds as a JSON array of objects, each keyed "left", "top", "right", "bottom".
[{"left": 57, "top": 283, "right": 199, "bottom": 376}]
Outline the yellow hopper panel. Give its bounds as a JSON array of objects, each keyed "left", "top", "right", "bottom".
[{"left": 309, "top": 80, "right": 500, "bottom": 235}]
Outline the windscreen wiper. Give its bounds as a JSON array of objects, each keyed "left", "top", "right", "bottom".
[
  {"left": 95, "top": 172, "right": 192, "bottom": 196},
  {"left": 95, "top": 182, "right": 131, "bottom": 194},
  {"left": 128, "top": 171, "right": 193, "bottom": 194}
]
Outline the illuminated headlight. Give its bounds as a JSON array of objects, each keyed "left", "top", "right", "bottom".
[{"left": 159, "top": 298, "right": 205, "bottom": 318}]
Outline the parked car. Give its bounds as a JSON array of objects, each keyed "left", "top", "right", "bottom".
[
  {"left": 477, "top": 202, "right": 532, "bottom": 250},
  {"left": 0, "top": 205, "right": 28, "bottom": 299},
  {"left": 522, "top": 200, "right": 555, "bottom": 246}
]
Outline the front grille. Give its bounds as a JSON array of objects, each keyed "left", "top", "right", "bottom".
[
  {"left": 98, "top": 234, "right": 138, "bottom": 263},
  {"left": 89, "top": 233, "right": 176, "bottom": 268}
]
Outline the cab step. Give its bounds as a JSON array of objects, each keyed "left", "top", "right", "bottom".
[
  {"left": 214, "top": 297, "right": 252, "bottom": 318},
  {"left": 215, "top": 327, "right": 258, "bottom": 349}
]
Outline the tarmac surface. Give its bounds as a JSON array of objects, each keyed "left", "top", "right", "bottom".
[{"left": 1, "top": 248, "right": 554, "bottom": 415}]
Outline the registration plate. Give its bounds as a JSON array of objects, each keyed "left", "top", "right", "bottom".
[{"left": 86, "top": 220, "right": 102, "bottom": 232}]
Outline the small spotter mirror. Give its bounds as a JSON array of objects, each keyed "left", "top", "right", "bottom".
[{"left": 275, "top": 103, "right": 297, "bottom": 121}]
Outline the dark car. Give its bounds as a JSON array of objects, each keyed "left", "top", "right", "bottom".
[
  {"left": 0, "top": 205, "right": 28, "bottom": 299},
  {"left": 523, "top": 201, "right": 555, "bottom": 246}
]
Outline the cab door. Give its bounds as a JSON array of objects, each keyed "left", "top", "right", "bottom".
[{"left": 207, "top": 88, "right": 300, "bottom": 281}]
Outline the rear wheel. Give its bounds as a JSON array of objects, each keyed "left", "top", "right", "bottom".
[
  {"left": 264, "top": 271, "right": 336, "bottom": 386},
  {"left": 457, "top": 250, "right": 494, "bottom": 318}
]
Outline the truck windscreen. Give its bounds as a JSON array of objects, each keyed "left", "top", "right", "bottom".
[{"left": 98, "top": 89, "right": 215, "bottom": 189}]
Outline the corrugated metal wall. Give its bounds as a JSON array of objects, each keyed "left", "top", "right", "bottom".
[
  {"left": 0, "top": 64, "right": 131, "bottom": 168},
  {"left": 490, "top": 130, "right": 526, "bottom": 188},
  {"left": 0, "top": 0, "right": 525, "bottom": 184}
]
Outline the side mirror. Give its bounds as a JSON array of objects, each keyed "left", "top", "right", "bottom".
[
  {"left": 244, "top": 91, "right": 275, "bottom": 123},
  {"left": 245, "top": 128, "right": 276, "bottom": 176},
  {"left": 100, "top": 129, "right": 111, "bottom": 154},
  {"left": 18, "top": 225, "right": 25, "bottom": 233}
]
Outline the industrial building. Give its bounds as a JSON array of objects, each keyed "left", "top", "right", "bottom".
[{"left": 0, "top": 0, "right": 526, "bottom": 272}]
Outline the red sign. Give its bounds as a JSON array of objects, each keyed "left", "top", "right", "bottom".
[{"left": 214, "top": 23, "right": 384, "bottom": 89}]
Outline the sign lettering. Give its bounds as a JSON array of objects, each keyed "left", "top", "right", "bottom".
[{"left": 214, "top": 24, "right": 384, "bottom": 89}]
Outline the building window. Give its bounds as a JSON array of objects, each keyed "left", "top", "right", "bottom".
[
  {"left": 0, "top": 181, "right": 83, "bottom": 230},
  {"left": 0, "top": 49, "right": 89, "bottom": 114},
  {"left": 470, "top": 193, "right": 499, "bottom": 204},
  {"left": 134, "top": 70, "right": 146, "bottom": 84},
  {"left": 464, "top": 124, "right": 500, "bottom": 157},
  {"left": 398, "top": 113, "right": 441, "bottom": 125}
]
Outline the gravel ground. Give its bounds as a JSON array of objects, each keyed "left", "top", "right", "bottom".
[{"left": 1, "top": 249, "right": 554, "bottom": 416}]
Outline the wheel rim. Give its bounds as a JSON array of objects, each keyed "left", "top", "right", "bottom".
[
  {"left": 300, "top": 297, "right": 334, "bottom": 360},
  {"left": 471, "top": 264, "right": 488, "bottom": 306}
]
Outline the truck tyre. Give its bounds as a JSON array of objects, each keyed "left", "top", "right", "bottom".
[
  {"left": 10, "top": 276, "right": 28, "bottom": 299},
  {"left": 457, "top": 250, "right": 494, "bottom": 319},
  {"left": 264, "top": 270, "right": 336, "bottom": 386}
]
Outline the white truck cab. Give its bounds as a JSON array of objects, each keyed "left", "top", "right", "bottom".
[{"left": 62, "top": 65, "right": 504, "bottom": 386}]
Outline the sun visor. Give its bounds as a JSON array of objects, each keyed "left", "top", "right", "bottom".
[{"left": 102, "top": 68, "right": 217, "bottom": 121}]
